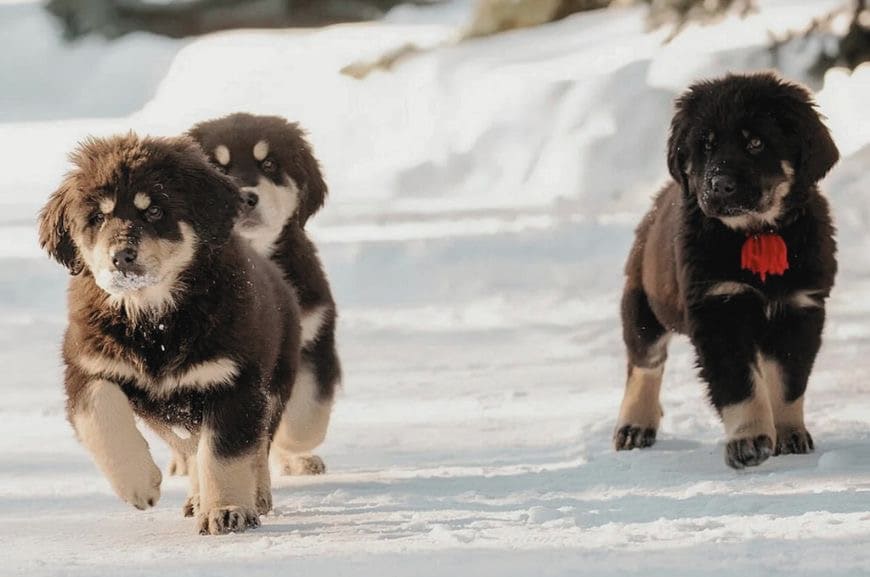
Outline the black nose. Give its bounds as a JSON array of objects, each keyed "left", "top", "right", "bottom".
[
  {"left": 711, "top": 175, "right": 737, "bottom": 197},
  {"left": 112, "top": 247, "right": 138, "bottom": 272},
  {"left": 243, "top": 192, "right": 259, "bottom": 209}
]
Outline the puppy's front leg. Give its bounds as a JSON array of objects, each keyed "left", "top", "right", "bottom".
[
  {"left": 763, "top": 300, "right": 826, "bottom": 455},
  {"left": 196, "top": 382, "right": 268, "bottom": 535},
  {"left": 71, "top": 378, "right": 162, "bottom": 509},
  {"left": 690, "top": 290, "right": 774, "bottom": 469}
]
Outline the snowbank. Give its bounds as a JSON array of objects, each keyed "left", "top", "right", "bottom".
[{"left": 0, "top": 1, "right": 868, "bottom": 576}]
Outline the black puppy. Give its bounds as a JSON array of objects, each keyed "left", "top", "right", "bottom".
[
  {"left": 187, "top": 113, "right": 338, "bottom": 476},
  {"left": 614, "top": 72, "right": 839, "bottom": 469}
]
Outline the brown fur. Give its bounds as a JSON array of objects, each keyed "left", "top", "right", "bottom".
[{"left": 39, "top": 133, "right": 302, "bottom": 534}]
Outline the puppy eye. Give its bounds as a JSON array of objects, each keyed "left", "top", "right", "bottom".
[
  {"left": 145, "top": 205, "right": 164, "bottom": 222},
  {"left": 747, "top": 137, "right": 764, "bottom": 153},
  {"left": 90, "top": 212, "right": 105, "bottom": 226},
  {"left": 261, "top": 158, "right": 277, "bottom": 173},
  {"left": 704, "top": 134, "right": 715, "bottom": 152}
]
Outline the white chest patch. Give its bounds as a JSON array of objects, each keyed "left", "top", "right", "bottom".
[{"left": 300, "top": 305, "right": 328, "bottom": 347}]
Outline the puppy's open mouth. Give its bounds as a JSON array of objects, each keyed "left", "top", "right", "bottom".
[{"left": 95, "top": 269, "right": 159, "bottom": 295}]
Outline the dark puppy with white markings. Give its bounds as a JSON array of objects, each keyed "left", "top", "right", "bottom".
[
  {"left": 186, "top": 113, "right": 339, "bottom": 477},
  {"left": 38, "top": 133, "right": 302, "bottom": 534},
  {"left": 614, "top": 73, "right": 839, "bottom": 469}
]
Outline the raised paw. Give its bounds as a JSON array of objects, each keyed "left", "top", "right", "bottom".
[
  {"left": 726, "top": 434, "right": 774, "bottom": 469},
  {"left": 167, "top": 454, "right": 189, "bottom": 476},
  {"left": 182, "top": 494, "right": 199, "bottom": 518},
  {"left": 614, "top": 425, "right": 657, "bottom": 451},
  {"left": 775, "top": 428, "right": 814, "bottom": 456},
  {"left": 114, "top": 459, "right": 162, "bottom": 510},
  {"left": 197, "top": 506, "right": 260, "bottom": 535},
  {"left": 279, "top": 454, "right": 326, "bottom": 476}
]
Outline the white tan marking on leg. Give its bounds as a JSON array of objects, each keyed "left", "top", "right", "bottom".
[
  {"left": 616, "top": 365, "right": 664, "bottom": 431},
  {"left": 720, "top": 353, "right": 776, "bottom": 442},
  {"left": 272, "top": 362, "right": 333, "bottom": 454},
  {"left": 196, "top": 430, "right": 261, "bottom": 534},
  {"left": 762, "top": 354, "right": 807, "bottom": 433},
  {"left": 72, "top": 379, "right": 161, "bottom": 509}
]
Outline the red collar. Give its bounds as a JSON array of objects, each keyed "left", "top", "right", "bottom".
[{"left": 741, "top": 233, "right": 789, "bottom": 282}]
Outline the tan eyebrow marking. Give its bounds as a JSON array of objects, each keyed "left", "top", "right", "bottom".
[
  {"left": 214, "top": 145, "right": 231, "bottom": 166},
  {"left": 99, "top": 198, "right": 115, "bottom": 214},
  {"left": 134, "top": 193, "right": 151, "bottom": 210},
  {"left": 253, "top": 140, "right": 269, "bottom": 161}
]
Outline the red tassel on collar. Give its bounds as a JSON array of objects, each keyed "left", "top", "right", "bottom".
[{"left": 741, "top": 233, "right": 789, "bottom": 282}]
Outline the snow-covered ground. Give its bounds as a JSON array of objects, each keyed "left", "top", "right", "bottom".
[{"left": 1, "top": 1, "right": 869, "bottom": 575}]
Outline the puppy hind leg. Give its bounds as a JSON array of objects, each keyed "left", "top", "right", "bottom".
[
  {"left": 271, "top": 358, "right": 334, "bottom": 476},
  {"left": 615, "top": 287, "right": 670, "bottom": 451},
  {"left": 182, "top": 455, "right": 199, "bottom": 518}
]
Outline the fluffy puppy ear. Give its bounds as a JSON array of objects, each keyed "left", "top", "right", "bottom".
[
  {"left": 191, "top": 164, "right": 241, "bottom": 246},
  {"left": 666, "top": 97, "right": 693, "bottom": 186},
  {"left": 781, "top": 84, "right": 839, "bottom": 185},
  {"left": 168, "top": 136, "right": 241, "bottom": 246},
  {"left": 293, "top": 131, "right": 328, "bottom": 229},
  {"left": 38, "top": 181, "right": 83, "bottom": 275}
]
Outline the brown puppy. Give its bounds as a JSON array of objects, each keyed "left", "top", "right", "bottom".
[
  {"left": 38, "top": 133, "right": 302, "bottom": 534},
  {"left": 615, "top": 73, "right": 838, "bottom": 469},
  {"left": 184, "top": 113, "right": 339, "bottom": 477}
]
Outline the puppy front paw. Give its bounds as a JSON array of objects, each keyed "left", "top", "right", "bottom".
[
  {"left": 183, "top": 494, "right": 199, "bottom": 518},
  {"left": 114, "top": 458, "right": 162, "bottom": 510},
  {"left": 278, "top": 454, "right": 326, "bottom": 476},
  {"left": 613, "top": 425, "right": 657, "bottom": 451},
  {"left": 726, "top": 434, "right": 773, "bottom": 469},
  {"left": 775, "top": 428, "right": 814, "bottom": 455},
  {"left": 197, "top": 506, "right": 260, "bottom": 535}
]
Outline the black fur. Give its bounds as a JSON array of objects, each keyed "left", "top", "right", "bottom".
[
  {"left": 616, "top": 73, "right": 839, "bottom": 469},
  {"left": 189, "top": 113, "right": 340, "bottom": 405}
]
